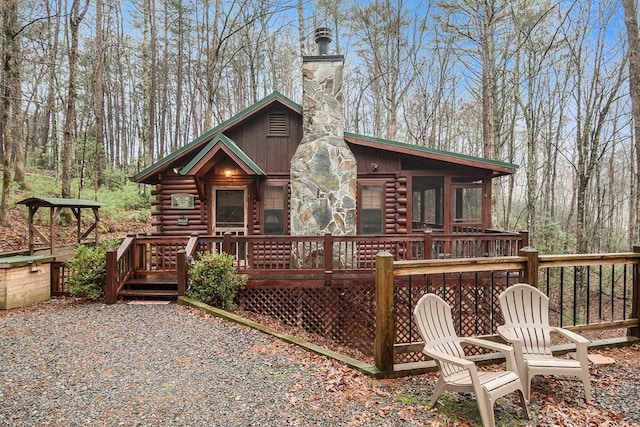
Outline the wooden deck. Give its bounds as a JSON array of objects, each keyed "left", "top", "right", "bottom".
[{"left": 102, "top": 231, "right": 527, "bottom": 302}]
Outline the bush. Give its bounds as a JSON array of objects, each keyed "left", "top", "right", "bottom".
[
  {"left": 67, "top": 239, "right": 122, "bottom": 299},
  {"left": 187, "top": 251, "right": 247, "bottom": 309}
]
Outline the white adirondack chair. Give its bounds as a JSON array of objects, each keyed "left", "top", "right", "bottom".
[
  {"left": 413, "top": 293, "right": 529, "bottom": 427},
  {"left": 498, "top": 283, "right": 592, "bottom": 403}
]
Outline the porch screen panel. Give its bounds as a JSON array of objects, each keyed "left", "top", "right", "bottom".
[
  {"left": 361, "top": 185, "right": 384, "bottom": 234},
  {"left": 215, "top": 189, "right": 244, "bottom": 228},
  {"left": 412, "top": 177, "right": 443, "bottom": 229},
  {"left": 263, "top": 185, "right": 286, "bottom": 235},
  {"left": 453, "top": 187, "right": 482, "bottom": 224}
]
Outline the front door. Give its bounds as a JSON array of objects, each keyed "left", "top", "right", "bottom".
[{"left": 212, "top": 187, "right": 248, "bottom": 259}]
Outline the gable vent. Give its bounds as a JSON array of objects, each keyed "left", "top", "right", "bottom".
[{"left": 268, "top": 113, "right": 288, "bottom": 136}]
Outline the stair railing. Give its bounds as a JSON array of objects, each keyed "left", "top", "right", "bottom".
[{"left": 105, "top": 233, "right": 137, "bottom": 304}]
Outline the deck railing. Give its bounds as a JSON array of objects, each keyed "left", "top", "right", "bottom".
[
  {"left": 374, "top": 246, "right": 640, "bottom": 374},
  {"left": 183, "top": 230, "right": 527, "bottom": 269},
  {"left": 105, "top": 234, "right": 190, "bottom": 303}
]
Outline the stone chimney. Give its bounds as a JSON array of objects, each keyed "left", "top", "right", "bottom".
[{"left": 290, "top": 28, "right": 357, "bottom": 242}]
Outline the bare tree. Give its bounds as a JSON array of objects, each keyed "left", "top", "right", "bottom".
[
  {"left": 622, "top": 0, "right": 640, "bottom": 245},
  {"left": 62, "top": 0, "right": 89, "bottom": 200},
  {"left": 565, "top": 0, "right": 627, "bottom": 254},
  {"left": 348, "top": 0, "right": 427, "bottom": 140},
  {"left": 94, "top": 0, "right": 105, "bottom": 188},
  {"left": 0, "top": 0, "right": 21, "bottom": 224}
]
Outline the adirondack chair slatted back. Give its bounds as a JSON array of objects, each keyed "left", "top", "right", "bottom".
[
  {"left": 414, "top": 294, "right": 466, "bottom": 377},
  {"left": 499, "top": 283, "right": 553, "bottom": 356}
]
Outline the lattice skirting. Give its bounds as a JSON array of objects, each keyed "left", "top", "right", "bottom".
[{"left": 239, "top": 275, "right": 511, "bottom": 364}]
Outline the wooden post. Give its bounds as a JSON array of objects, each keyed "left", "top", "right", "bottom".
[
  {"left": 105, "top": 250, "right": 117, "bottom": 304},
  {"left": 630, "top": 245, "right": 640, "bottom": 338},
  {"left": 424, "top": 230, "right": 433, "bottom": 259},
  {"left": 519, "top": 230, "right": 530, "bottom": 248},
  {"left": 177, "top": 250, "right": 187, "bottom": 296},
  {"left": 324, "top": 233, "right": 333, "bottom": 285},
  {"left": 375, "top": 251, "right": 395, "bottom": 373},
  {"left": 519, "top": 246, "right": 539, "bottom": 288},
  {"left": 223, "top": 232, "right": 232, "bottom": 255},
  {"left": 49, "top": 207, "right": 55, "bottom": 255}
]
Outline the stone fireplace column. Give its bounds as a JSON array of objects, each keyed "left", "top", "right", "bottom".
[{"left": 290, "top": 28, "right": 357, "bottom": 268}]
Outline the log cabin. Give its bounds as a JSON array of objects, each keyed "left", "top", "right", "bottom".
[
  {"left": 132, "top": 29, "right": 518, "bottom": 245},
  {"left": 109, "top": 29, "right": 526, "bottom": 345}
]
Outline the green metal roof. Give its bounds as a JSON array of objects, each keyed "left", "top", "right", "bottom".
[
  {"left": 133, "top": 92, "right": 299, "bottom": 182},
  {"left": 180, "top": 134, "right": 265, "bottom": 176},
  {"left": 133, "top": 90, "right": 518, "bottom": 182},
  {"left": 16, "top": 197, "right": 103, "bottom": 208},
  {"left": 344, "top": 132, "right": 518, "bottom": 173}
]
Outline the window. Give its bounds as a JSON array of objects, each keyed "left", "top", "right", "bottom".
[
  {"left": 412, "top": 177, "right": 443, "bottom": 230},
  {"left": 360, "top": 185, "right": 384, "bottom": 234},
  {"left": 215, "top": 189, "right": 245, "bottom": 228},
  {"left": 263, "top": 185, "right": 286, "bottom": 235}
]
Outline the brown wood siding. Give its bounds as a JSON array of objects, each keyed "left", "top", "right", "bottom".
[
  {"left": 351, "top": 144, "right": 400, "bottom": 174},
  {"left": 151, "top": 174, "right": 207, "bottom": 236},
  {"left": 225, "top": 109, "right": 303, "bottom": 175}
]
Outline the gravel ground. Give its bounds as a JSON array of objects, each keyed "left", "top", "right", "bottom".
[{"left": 1, "top": 300, "right": 639, "bottom": 426}]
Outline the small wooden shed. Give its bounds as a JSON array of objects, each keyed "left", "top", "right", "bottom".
[{"left": 16, "top": 197, "right": 103, "bottom": 255}]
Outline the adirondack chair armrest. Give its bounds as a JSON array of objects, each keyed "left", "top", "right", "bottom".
[
  {"left": 550, "top": 326, "right": 590, "bottom": 345},
  {"left": 462, "top": 337, "right": 519, "bottom": 373},
  {"left": 497, "top": 325, "right": 521, "bottom": 343},
  {"left": 461, "top": 336, "right": 514, "bottom": 354},
  {"left": 551, "top": 327, "right": 590, "bottom": 363},
  {"left": 423, "top": 348, "right": 475, "bottom": 370}
]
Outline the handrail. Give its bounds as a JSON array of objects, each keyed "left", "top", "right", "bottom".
[
  {"left": 105, "top": 233, "right": 139, "bottom": 303},
  {"left": 374, "top": 246, "right": 640, "bottom": 374}
]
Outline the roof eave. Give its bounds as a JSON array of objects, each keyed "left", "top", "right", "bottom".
[{"left": 344, "top": 132, "right": 518, "bottom": 175}]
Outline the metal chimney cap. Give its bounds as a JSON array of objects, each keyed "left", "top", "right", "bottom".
[
  {"left": 314, "top": 27, "right": 332, "bottom": 55},
  {"left": 314, "top": 27, "right": 332, "bottom": 43}
]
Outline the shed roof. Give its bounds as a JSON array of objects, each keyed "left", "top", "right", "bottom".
[{"left": 16, "top": 197, "right": 103, "bottom": 208}]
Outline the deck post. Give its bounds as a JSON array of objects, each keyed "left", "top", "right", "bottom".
[
  {"left": 324, "top": 233, "right": 333, "bottom": 285},
  {"left": 519, "top": 230, "right": 530, "bottom": 248},
  {"left": 223, "top": 232, "right": 232, "bottom": 255},
  {"left": 630, "top": 245, "right": 640, "bottom": 338},
  {"left": 424, "top": 230, "right": 433, "bottom": 259},
  {"left": 519, "top": 246, "right": 539, "bottom": 288},
  {"left": 375, "top": 251, "right": 395, "bottom": 373},
  {"left": 177, "top": 250, "right": 187, "bottom": 296},
  {"left": 105, "top": 250, "right": 117, "bottom": 304}
]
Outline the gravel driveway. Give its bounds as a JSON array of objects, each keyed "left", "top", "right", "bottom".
[
  {"left": 1, "top": 300, "right": 638, "bottom": 426},
  {"left": 0, "top": 301, "right": 426, "bottom": 427}
]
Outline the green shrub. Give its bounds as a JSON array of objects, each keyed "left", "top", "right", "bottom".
[
  {"left": 67, "top": 239, "right": 122, "bottom": 299},
  {"left": 187, "top": 251, "right": 247, "bottom": 309}
]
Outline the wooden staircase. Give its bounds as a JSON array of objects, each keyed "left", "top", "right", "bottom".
[{"left": 118, "top": 272, "right": 180, "bottom": 300}]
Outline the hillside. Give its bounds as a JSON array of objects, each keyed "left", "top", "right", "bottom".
[{"left": 0, "top": 172, "right": 153, "bottom": 254}]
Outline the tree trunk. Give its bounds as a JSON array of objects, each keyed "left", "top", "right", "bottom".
[
  {"left": 0, "top": 0, "right": 20, "bottom": 225},
  {"left": 94, "top": 0, "right": 105, "bottom": 189},
  {"left": 622, "top": 0, "right": 640, "bottom": 246},
  {"left": 62, "top": 0, "right": 88, "bottom": 200},
  {"left": 148, "top": 0, "right": 158, "bottom": 161}
]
